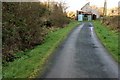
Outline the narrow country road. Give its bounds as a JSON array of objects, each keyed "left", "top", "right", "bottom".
[{"left": 41, "top": 22, "right": 118, "bottom": 78}]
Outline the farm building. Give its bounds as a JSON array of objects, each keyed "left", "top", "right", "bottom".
[{"left": 76, "top": 2, "right": 100, "bottom": 21}]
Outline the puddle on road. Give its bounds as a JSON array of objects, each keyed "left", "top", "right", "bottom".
[
  {"left": 88, "top": 24, "right": 98, "bottom": 48},
  {"left": 88, "top": 26, "right": 94, "bottom": 37}
]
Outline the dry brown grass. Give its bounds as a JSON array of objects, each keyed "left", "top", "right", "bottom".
[{"left": 103, "top": 16, "right": 119, "bottom": 31}]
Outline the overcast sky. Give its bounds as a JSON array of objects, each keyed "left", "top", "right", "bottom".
[
  {"left": 3, "top": 0, "right": 119, "bottom": 12},
  {"left": 40, "top": 0, "right": 119, "bottom": 12}
]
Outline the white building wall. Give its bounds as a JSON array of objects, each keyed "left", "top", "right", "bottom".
[
  {"left": 81, "top": 3, "right": 100, "bottom": 18},
  {"left": 91, "top": 9, "right": 100, "bottom": 18},
  {"left": 82, "top": 3, "right": 91, "bottom": 13}
]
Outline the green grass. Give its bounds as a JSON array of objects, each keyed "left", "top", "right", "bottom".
[
  {"left": 2, "top": 20, "right": 80, "bottom": 78},
  {"left": 0, "top": 58, "right": 2, "bottom": 80},
  {"left": 93, "top": 20, "right": 119, "bottom": 62}
]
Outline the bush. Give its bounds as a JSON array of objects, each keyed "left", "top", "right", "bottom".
[
  {"left": 49, "top": 3, "right": 70, "bottom": 27},
  {"left": 2, "top": 2, "right": 49, "bottom": 63},
  {"left": 2, "top": 2, "right": 70, "bottom": 64},
  {"left": 102, "top": 16, "right": 119, "bottom": 31}
]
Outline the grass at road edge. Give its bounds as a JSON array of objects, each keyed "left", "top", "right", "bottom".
[
  {"left": 93, "top": 20, "right": 119, "bottom": 62},
  {"left": 3, "top": 20, "right": 80, "bottom": 78}
]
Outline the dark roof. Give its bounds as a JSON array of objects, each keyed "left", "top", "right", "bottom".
[
  {"left": 81, "top": 2, "right": 90, "bottom": 10},
  {"left": 78, "top": 11, "right": 92, "bottom": 15}
]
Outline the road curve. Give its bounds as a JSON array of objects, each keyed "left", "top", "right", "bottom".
[{"left": 40, "top": 22, "right": 118, "bottom": 78}]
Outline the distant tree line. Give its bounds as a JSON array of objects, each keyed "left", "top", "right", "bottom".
[
  {"left": 2, "top": 2, "right": 70, "bottom": 64},
  {"left": 94, "top": 6, "right": 119, "bottom": 31}
]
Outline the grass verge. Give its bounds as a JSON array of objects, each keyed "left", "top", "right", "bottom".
[
  {"left": 93, "top": 20, "right": 119, "bottom": 62},
  {"left": 2, "top": 20, "right": 80, "bottom": 78}
]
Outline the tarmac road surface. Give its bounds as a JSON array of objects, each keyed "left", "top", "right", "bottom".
[{"left": 40, "top": 22, "right": 119, "bottom": 78}]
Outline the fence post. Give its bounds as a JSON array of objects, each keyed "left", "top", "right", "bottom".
[{"left": 118, "top": 1, "right": 120, "bottom": 31}]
